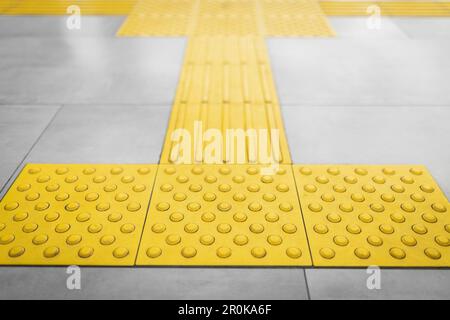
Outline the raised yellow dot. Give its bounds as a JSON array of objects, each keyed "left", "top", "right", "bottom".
[
  {"left": 251, "top": 247, "right": 267, "bottom": 259},
  {"left": 151, "top": 223, "right": 165, "bottom": 233},
  {"left": 138, "top": 167, "right": 150, "bottom": 175},
  {"left": 0, "top": 234, "right": 15, "bottom": 245},
  {"left": 55, "top": 223, "right": 70, "bottom": 233},
  {"left": 114, "top": 193, "right": 128, "bottom": 202},
  {"left": 218, "top": 184, "right": 231, "bottom": 192},
  {"left": 82, "top": 168, "right": 96, "bottom": 175},
  {"left": 261, "top": 175, "right": 273, "bottom": 184},
  {"left": 304, "top": 184, "right": 317, "bottom": 193},
  {"left": 390, "top": 213, "right": 406, "bottom": 223},
  {"left": 120, "top": 176, "right": 134, "bottom": 184},
  {"left": 382, "top": 168, "right": 396, "bottom": 175},
  {"left": 299, "top": 167, "right": 312, "bottom": 175},
  {"left": 344, "top": 176, "right": 357, "bottom": 184},
  {"left": 187, "top": 202, "right": 201, "bottom": 212},
  {"left": 282, "top": 224, "right": 297, "bottom": 234},
  {"left": 267, "top": 235, "right": 282, "bottom": 246},
  {"left": 319, "top": 248, "right": 335, "bottom": 259},
  {"left": 43, "top": 212, "right": 59, "bottom": 222},
  {"left": 181, "top": 247, "right": 197, "bottom": 258},
  {"left": 37, "top": 175, "right": 50, "bottom": 183},
  {"left": 200, "top": 234, "right": 215, "bottom": 246},
  {"left": 422, "top": 213, "right": 437, "bottom": 223},
  {"left": 286, "top": 247, "right": 302, "bottom": 259},
  {"left": 431, "top": 203, "right": 447, "bottom": 213},
  {"left": 85, "top": 192, "right": 99, "bottom": 202},
  {"left": 160, "top": 184, "right": 173, "bottom": 192},
  {"left": 46, "top": 184, "right": 60, "bottom": 192},
  {"left": 184, "top": 223, "right": 199, "bottom": 233},
  {"left": 127, "top": 202, "right": 141, "bottom": 212},
  {"left": 146, "top": 247, "right": 162, "bottom": 258},
  {"left": 203, "top": 192, "right": 217, "bottom": 202},
  {"left": 133, "top": 184, "right": 146, "bottom": 192},
  {"left": 263, "top": 193, "right": 276, "bottom": 202},
  {"left": 166, "top": 234, "right": 181, "bottom": 245},
  {"left": 43, "top": 246, "right": 60, "bottom": 258},
  {"left": 66, "top": 234, "right": 82, "bottom": 245},
  {"left": 164, "top": 167, "right": 176, "bottom": 175},
  {"left": 326, "top": 213, "right": 341, "bottom": 223},
  {"left": 93, "top": 176, "right": 106, "bottom": 183},
  {"left": 201, "top": 212, "right": 216, "bottom": 222},
  {"left": 313, "top": 224, "right": 329, "bottom": 234},
  {"left": 265, "top": 212, "right": 279, "bottom": 222},
  {"left": 401, "top": 235, "right": 417, "bottom": 246},
  {"left": 358, "top": 213, "right": 373, "bottom": 223},
  {"left": 346, "top": 224, "right": 361, "bottom": 234},
  {"left": 333, "top": 236, "right": 349, "bottom": 246},
  {"left": 321, "top": 193, "right": 335, "bottom": 202},
  {"left": 191, "top": 166, "right": 204, "bottom": 175},
  {"left": 26, "top": 193, "right": 40, "bottom": 201},
  {"left": 96, "top": 202, "right": 110, "bottom": 212},
  {"left": 32, "top": 234, "right": 48, "bottom": 245},
  {"left": 411, "top": 193, "right": 425, "bottom": 202},
  {"left": 217, "top": 202, "right": 231, "bottom": 212},
  {"left": 316, "top": 175, "right": 329, "bottom": 184},
  {"left": 219, "top": 167, "right": 231, "bottom": 175},
  {"left": 333, "top": 184, "right": 346, "bottom": 193},
  {"left": 247, "top": 184, "right": 260, "bottom": 192},
  {"left": 367, "top": 235, "right": 383, "bottom": 247},
  {"left": 65, "top": 175, "right": 78, "bottom": 183},
  {"left": 435, "top": 236, "right": 449, "bottom": 247},
  {"left": 401, "top": 202, "right": 415, "bottom": 213},
  {"left": 401, "top": 176, "right": 414, "bottom": 184},
  {"left": 248, "top": 202, "right": 262, "bottom": 212},
  {"left": 22, "top": 223, "right": 38, "bottom": 233},
  {"left": 424, "top": 248, "right": 441, "bottom": 260},
  {"left": 4, "top": 202, "right": 19, "bottom": 211},
  {"left": 88, "top": 224, "right": 103, "bottom": 233},
  {"left": 308, "top": 203, "right": 322, "bottom": 212},
  {"left": 100, "top": 235, "right": 116, "bottom": 246},
  {"left": 372, "top": 176, "right": 385, "bottom": 184},
  {"left": 249, "top": 223, "right": 264, "bottom": 234},
  {"left": 78, "top": 247, "right": 94, "bottom": 258},
  {"left": 233, "top": 193, "right": 246, "bottom": 202},
  {"left": 170, "top": 212, "right": 184, "bottom": 222},
  {"left": 110, "top": 167, "right": 123, "bottom": 175},
  {"left": 104, "top": 184, "right": 117, "bottom": 192},
  {"left": 355, "top": 248, "right": 371, "bottom": 259},
  {"left": 9, "top": 246, "right": 25, "bottom": 258},
  {"left": 17, "top": 184, "right": 31, "bottom": 192},
  {"left": 217, "top": 247, "right": 232, "bottom": 258},
  {"left": 351, "top": 193, "right": 365, "bottom": 202},
  {"left": 247, "top": 167, "right": 259, "bottom": 175},
  {"left": 55, "top": 193, "right": 69, "bottom": 202},
  {"left": 412, "top": 224, "right": 428, "bottom": 235},
  {"left": 381, "top": 193, "right": 395, "bottom": 203},
  {"left": 14, "top": 212, "right": 29, "bottom": 222},
  {"left": 231, "top": 212, "right": 247, "bottom": 223},
  {"left": 410, "top": 168, "right": 423, "bottom": 175},
  {"left": 28, "top": 167, "right": 41, "bottom": 174},
  {"left": 108, "top": 213, "right": 122, "bottom": 222},
  {"left": 445, "top": 225, "right": 450, "bottom": 233},
  {"left": 113, "top": 247, "right": 129, "bottom": 259},
  {"left": 156, "top": 202, "right": 170, "bottom": 211},
  {"left": 420, "top": 184, "right": 435, "bottom": 193},
  {"left": 232, "top": 175, "right": 245, "bottom": 183},
  {"left": 362, "top": 184, "right": 376, "bottom": 193},
  {"left": 204, "top": 175, "right": 217, "bottom": 183},
  {"left": 390, "top": 247, "right": 406, "bottom": 260},
  {"left": 217, "top": 223, "right": 232, "bottom": 234},
  {"left": 233, "top": 235, "right": 248, "bottom": 246},
  {"left": 339, "top": 203, "right": 353, "bottom": 213},
  {"left": 370, "top": 203, "right": 384, "bottom": 213},
  {"left": 327, "top": 167, "right": 340, "bottom": 175},
  {"left": 121, "top": 223, "right": 135, "bottom": 234},
  {"left": 189, "top": 184, "right": 202, "bottom": 192},
  {"left": 35, "top": 202, "right": 50, "bottom": 211},
  {"left": 355, "top": 168, "right": 368, "bottom": 176},
  {"left": 65, "top": 202, "right": 80, "bottom": 212},
  {"left": 380, "top": 224, "right": 394, "bottom": 234}
]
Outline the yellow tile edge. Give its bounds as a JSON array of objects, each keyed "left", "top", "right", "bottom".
[
  {"left": 0, "top": 164, "right": 158, "bottom": 266},
  {"left": 293, "top": 164, "right": 449, "bottom": 267}
]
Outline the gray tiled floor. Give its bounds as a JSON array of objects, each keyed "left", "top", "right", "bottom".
[{"left": 0, "top": 15, "right": 449, "bottom": 300}]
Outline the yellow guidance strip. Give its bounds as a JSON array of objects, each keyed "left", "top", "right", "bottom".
[
  {"left": 293, "top": 165, "right": 450, "bottom": 267},
  {"left": 0, "top": 164, "right": 157, "bottom": 266},
  {"left": 320, "top": 1, "right": 450, "bottom": 16},
  {"left": 160, "top": 35, "right": 292, "bottom": 165},
  {"left": 119, "top": 0, "right": 334, "bottom": 37},
  {"left": 0, "top": 0, "right": 137, "bottom": 15},
  {"left": 137, "top": 165, "right": 312, "bottom": 266}
]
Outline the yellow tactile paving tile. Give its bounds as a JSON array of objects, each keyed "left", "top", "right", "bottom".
[
  {"left": 293, "top": 165, "right": 450, "bottom": 267},
  {"left": 0, "top": 164, "right": 157, "bottom": 266},
  {"left": 261, "top": 0, "right": 335, "bottom": 36},
  {"left": 0, "top": 0, "right": 137, "bottom": 15},
  {"left": 137, "top": 165, "right": 312, "bottom": 266},
  {"left": 320, "top": 1, "right": 450, "bottom": 16},
  {"left": 160, "top": 36, "right": 292, "bottom": 165}
]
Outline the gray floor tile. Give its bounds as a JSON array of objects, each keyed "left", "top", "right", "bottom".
[
  {"left": 283, "top": 106, "right": 450, "bottom": 197},
  {"left": 0, "top": 105, "right": 59, "bottom": 194},
  {"left": 25, "top": 105, "right": 170, "bottom": 164},
  {"left": 0, "top": 267, "right": 309, "bottom": 300},
  {"left": 328, "top": 17, "right": 408, "bottom": 39},
  {"left": 268, "top": 38, "right": 450, "bottom": 107},
  {"left": 306, "top": 268, "right": 450, "bottom": 300},
  {"left": 0, "top": 37, "right": 185, "bottom": 105},
  {"left": 392, "top": 17, "right": 450, "bottom": 39}
]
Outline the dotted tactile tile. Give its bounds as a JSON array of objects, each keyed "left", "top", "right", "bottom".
[
  {"left": 117, "top": 0, "right": 196, "bottom": 36},
  {"left": 320, "top": 1, "right": 450, "bottom": 16},
  {"left": 136, "top": 165, "right": 312, "bottom": 266},
  {"left": 293, "top": 165, "right": 450, "bottom": 267},
  {"left": 261, "top": 0, "right": 335, "bottom": 36},
  {"left": 0, "top": 164, "right": 157, "bottom": 266},
  {"left": 160, "top": 36, "right": 292, "bottom": 165},
  {"left": 0, "top": 0, "right": 137, "bottom": 15}
]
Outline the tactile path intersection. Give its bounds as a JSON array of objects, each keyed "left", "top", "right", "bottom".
[
  {"left": 294, "top": 165, "right": 449, "bottom": 267},
  {"left": 137, "top": 165, "right": 311, "bottom": 266},
  {"left": 0, "top": 164, "right": 157, "bottom": 265}
]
